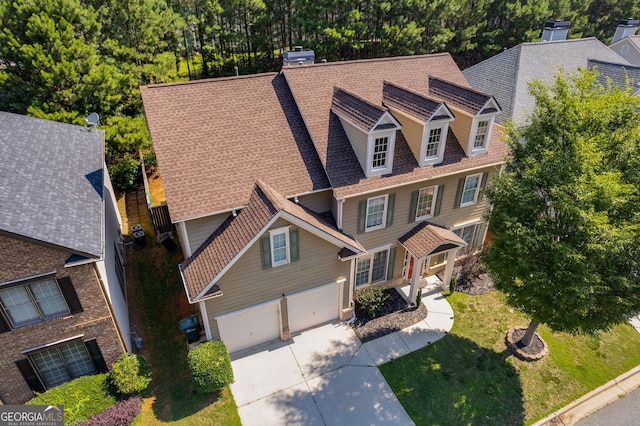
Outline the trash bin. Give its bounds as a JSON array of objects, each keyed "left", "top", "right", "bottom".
[
  {"left": 133, "top": 230, "right": 146, "bottom": 248},
  {"left": 131, "top": 224, "right": 143, "bottom": 233},
  {"left": 178, "top": 315, "right": 199, "bottom": 343}
]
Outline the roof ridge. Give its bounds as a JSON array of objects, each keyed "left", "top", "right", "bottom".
[
  {"left": 520, "top": 36, "right": 599, "bottom": 47},
  {"left": 428, "top": 75, "right": 492, "bottom": 99},
  {"left": 142, "top": 72, "right": 278, "bottom": 90},
  {"left": 333, "top": 86, "right": 386, "bottom": 113},
  {"left": 281, "top": 52, "right": 453, "bottom": 71}
]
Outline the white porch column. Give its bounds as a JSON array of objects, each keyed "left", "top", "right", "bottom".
[
  {"left": 407, "top": 256, "right": 425, "bottom": 305},
  {"left": 442, "top": 248, "right": 458, "bottom": 291}
]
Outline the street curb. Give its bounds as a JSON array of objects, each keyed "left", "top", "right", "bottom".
[{"left": 532, "top": 365, "right": 640, "bottom": 426}]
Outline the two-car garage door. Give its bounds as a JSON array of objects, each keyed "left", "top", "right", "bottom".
[{"left": 216, "top": 281, "right": 340, "bottom": 353}]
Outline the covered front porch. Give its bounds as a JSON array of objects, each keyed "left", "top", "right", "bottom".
[{"left": 398, "top": 221, "right": 467, "bottom": 306}]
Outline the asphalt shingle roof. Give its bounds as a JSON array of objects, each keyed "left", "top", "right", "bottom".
[
  {"left": 331, "top": 87, "right": 388, "bottom": 132},
  {"left": 399, "top": 222, "right": 466, "bottom": 259},
  {"left": 588, "top": 59, "right": 640, "bottom": 91},
  {"left": 282, "top": 54, "right": 508, "bottom": 199},
  {"left": 141, "top": 73, "right": 330, "bottom": 222},
  {"left": 180, "top": 180, "right": 364, "bottom": 301},
  {"left": 463, "top": 38, "right": 629, "bottom": 125},
  {"left": 382, "top": 81, "right": 445, "bottom": 122},
  {"left": 427, "top": 76, "right": 494, "bottom": 115},
  {"left": 0, "top": 112, "right": 104, "bottom": 258}
]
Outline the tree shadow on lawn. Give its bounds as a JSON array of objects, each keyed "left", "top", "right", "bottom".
[{"left": 379, "top": 334, "right": 525, "bottom": 426}]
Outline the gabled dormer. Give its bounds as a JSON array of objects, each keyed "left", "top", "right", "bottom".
[
  {"left": 428, "top": 76, "right": 501, "bottom": 157},
  {"left": 382, "top": 81, "right": 455, "bottom": 166},
  {"left": 331, "top": 87, "right": 401, "bottom": 177}
]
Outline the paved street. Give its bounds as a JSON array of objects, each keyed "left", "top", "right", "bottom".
[{"left": 577, "top": 387, "right": 640, "bottom": 426}]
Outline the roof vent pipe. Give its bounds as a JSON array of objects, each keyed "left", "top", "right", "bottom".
[
  {"left": 541, "top": 20, "right": 571, "bottom": 42},
  {"left": 612, "top": 18, "right": 639, "bottom": 44}
]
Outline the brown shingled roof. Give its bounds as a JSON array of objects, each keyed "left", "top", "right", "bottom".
[
  {"left": 428, "top": 76, "right": 496, "bottom": 115},
  {"left": 382, "top": 80, "right": 445, "bottom": 122},
  {"left": 282, "top": 54, "right": 508, "bottom": 199},
  {"left": 180, "top": 180, "right": 364, "bottom": 302},
  {"left": 141, "top": 73, "right": 330, "bottom": 222},
  {"left": 398, "top": 222, "right": 467, "bottom": 259},
  {"left": 331, "top": 87, "right": 387, "bottom": 132}
]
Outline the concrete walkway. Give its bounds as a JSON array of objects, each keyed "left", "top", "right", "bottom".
[{"left": 230, "top": 287, "right": 453, "bottom": 426}]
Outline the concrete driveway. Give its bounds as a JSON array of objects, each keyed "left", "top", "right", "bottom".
[{"left": 230, "top": 322, "right": 415, "bottom": 426}]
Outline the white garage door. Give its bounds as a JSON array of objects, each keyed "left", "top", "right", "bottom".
[
  {"left": 216, "top": 301, "right": 280, "bottom": 353},
  {"left": 288, "top": 282, "right": 339, "bottom": 334}
]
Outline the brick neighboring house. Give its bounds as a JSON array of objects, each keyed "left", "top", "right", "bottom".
[
  {"left": 141, "top": 53, "right": 508, "bottom": 354},
  {"left": 0, "top": 112, "right": 129, "bottom": 404}
]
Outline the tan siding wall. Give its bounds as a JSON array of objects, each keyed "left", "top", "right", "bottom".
[
  {"left": 185, "top": 213, "right": 231, "bottom": 254},
  {"left": 448, "top": 107, "right": 474, "bottom": 155},
  {"left": 612, "top": 41, "right": 640, "bottom": 65},
  {"left": 0, "top": 236, "right": 125, "bottom": 404},
  {"left": 342, "top": 166, "right": 500, "bottom": 257},
  {"left": 388, "top": 108, "right": 424, "bottom": 161},
  {"left": 339, "top": 118, "right": 368, "bottom": 173},
  {"left": 297, "top": 190, "right": 333, "bottom": 213},
  {"left": 203, "top": 218, "right": 351, "bottom": 340}
]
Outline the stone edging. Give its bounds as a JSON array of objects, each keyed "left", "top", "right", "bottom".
[{"left": 506, "top": 326, "right": 549, "bottom": 361}]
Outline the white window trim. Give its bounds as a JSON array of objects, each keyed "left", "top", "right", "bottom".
[
  {"left": 469, "top": 116, "right": 495, "bottom": 155},
  {"left": 460, "top": 173, "right": 482, "bottom": 208},
  {"left": 269, "top": 226, "right": 291, "bottom": 267},
  {"left": 450, "top": 220, "right": 482, "bottom": 254},
  {"left": 421, "top": 122, "right": 449, "bottom": 166},
  {"left": 415, "top": 185, "right": 438, "bottom": 221},
  {"left": 366, "top": 131, "right": 396, "bottom": 177},
  {"left": 426, "top": 252, "right": 448, "bottom": 270},
  {"left": 355, "top": 245, "right": 391, "bottom": 288},
  {"left": 365, "top": 194, "right": 388, "bottom": 232}
]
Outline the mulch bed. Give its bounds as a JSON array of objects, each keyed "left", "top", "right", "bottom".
[
  {"left": 506, "top": 327, "right": 549, "bottom": 361},
  {"left": 350, "top": 288, "right": 427, "bottom": 343}
]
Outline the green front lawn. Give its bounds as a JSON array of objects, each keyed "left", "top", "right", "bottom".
[{"left": 380, "top": 291, "right": 640, "bottom": 425}]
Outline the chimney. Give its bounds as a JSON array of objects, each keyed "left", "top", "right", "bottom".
[
  {"left": 612, "top": 18, "right": 639, "bottom": 44},
  {"left": 283, "top": 47, "right": 315, "bottom": 67},
  {"left": 541, "top": 20, "right": 571, "bottom": 42}
]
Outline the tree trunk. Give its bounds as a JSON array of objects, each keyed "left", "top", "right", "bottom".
[{"left": 520, "top": 320, "right": 539, "bottom": 346}]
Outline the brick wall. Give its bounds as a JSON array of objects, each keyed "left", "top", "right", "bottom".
[{"left": 0, "top": 235, "right": 126, "bottom": 404}]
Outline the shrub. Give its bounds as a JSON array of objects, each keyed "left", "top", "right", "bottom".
[
  {"left": 109, "top": 153, "right": 141, "bottom": 192},
  {"left": 27, "top": 374, "right": 117, "bottom": 425},
  {"left": 188, "top": 340, "right": 234, "bottom": 393},
  {"left": 79, "top": 396, "right": 141, "bottom": 426},
  {"left": 450, "top": 275, "right": 457, "bottom": 293},
  {"left": 415, "top": 288, "right": 422, "bottom": 306},
  {"left": 109, "top": 354, "right": 152, "bottom": 396},
  {"left": 356, "top": 285, "right": 388, "bottom": 318}
]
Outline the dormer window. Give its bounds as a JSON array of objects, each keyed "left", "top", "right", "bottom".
[
  {"left": 474, "top": 120, "right": 489, "bottom": 149},
  {"left": 421, "top": 118, "right": 451, "bottom": 165},
  {"left": 372, "top": 136, "right": 389, "bottom": 169}
]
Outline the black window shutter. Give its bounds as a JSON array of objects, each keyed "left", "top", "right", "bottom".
[
  {"left": 260, "top": 237, "right": 272, "bottom": 269},
  {"left": 408, "top": 190, "right": 419, "bottom": 223},
  {"left": 85, "top": 339, "right": 108, "bottom": 373},
  {"left": 57, "top": 276, "right": 82, "bottom": 314},
  {"left": 477, "top": 172, "right": 489, "bottom": 201},
  {"left": 434, "top": 184, "right": 445, "bottom": 216},
  {"left": 454, "top": 177, "right": 465, "bottom": 209},
  {"left": 0, "top": 309, "right": 10, "bottom": 333},
  {"left": 386, "top": 193, "right": 395, "bottom": 226},
  {"left": 357, "top": 200, "right": 367, "bottom": 234},
  {"left": 290, "top": 229, "right": 299, "bottom": 261},
  {"left": 386, "top": 247, "right": 397, "bottom": 280},
  {"left": 15, "top": 359, "right": 45, "bottom": 393}
]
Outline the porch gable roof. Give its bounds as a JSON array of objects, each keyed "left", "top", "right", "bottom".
[{"left": 398, "top": 222, "right": 467, "bottom": 259}]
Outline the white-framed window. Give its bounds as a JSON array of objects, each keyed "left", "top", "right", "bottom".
[
  {"left": 474, "top": 120, "right": 489, "bottom": 149},
  {"left": 425, "top": 127, "right": 442, "bottom": 158},
  {"left": 460, "top": 174, "right": 482, "bottom": 207},
  {"left": 451, "top": 221, "right": 482, "bottom": 255},
  {"left": 269, "top": 227, "right": 291, "bottom": 267},
  {"left": 366, "top": 195, "right": 388, "bottom": 231},
  {"left": 427, "top": 252, "right": 448, "bottom": 270},
  {"left": 30, "top": 339, "right": 96, "bottom": 388},
  {"left": 621, "top": 45, "right": 630, "bottom": 55},
  {"left": 0, "top": 278, "right": 69, "bottom": 328},
  {"left": 355, "top": 248, "right": 390, "bottom": 287},
  {"left": 415, "top": 186, "right": 438, "bottom": 220},
  {"left": 372, "top": 136, "right": 389, "bottom": 169}
]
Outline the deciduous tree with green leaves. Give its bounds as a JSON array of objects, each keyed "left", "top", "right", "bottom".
[{"left": 484, "top": 69, "right": 640, "bottom": 348}]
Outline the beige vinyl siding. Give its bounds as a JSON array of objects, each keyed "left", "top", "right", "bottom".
[
  {"left": 388, "top": 108, "right": 424, "bottom": 161},
  {"left": 185, "top": 213, "right": 231, "bottom": 254},
  {"left": 296, "top": 189, "right": 333, "bottom": 213},
  {"left": 203, "top": 217, "right": 350, "bottom": 340},
  {"left": 342, "top": 167, "right": 500, "bottom": 253},
  {"left": 338, "top": 117, "right": 369, "bottom": 173},
  {"left": 448, "top": 106, "right": 474, "bottom": 156},
  {"left": 612, "top": 40, "right": 640, "bottom": 65}
]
